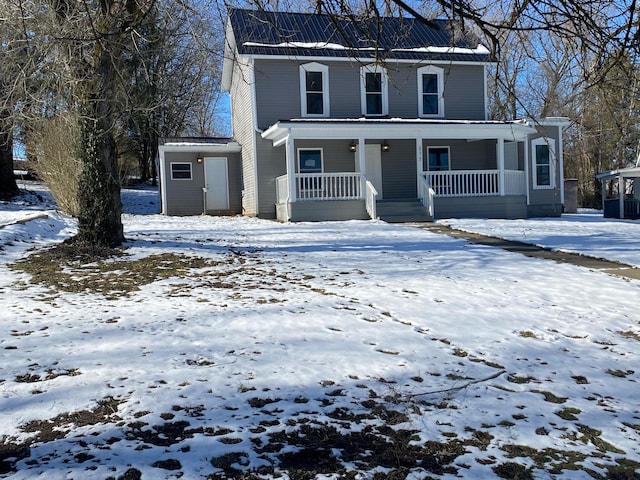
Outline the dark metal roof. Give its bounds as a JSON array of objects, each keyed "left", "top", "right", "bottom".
[
  {"left": 159, "top": 137, "right": 233, "bottom": 145},
  {"left": 228, "top": 8, "right": 492, "bottom": 63}
]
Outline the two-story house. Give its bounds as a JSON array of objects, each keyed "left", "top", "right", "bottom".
[{"left": 158, "top": 8, "right": 569, "bottom": 221}]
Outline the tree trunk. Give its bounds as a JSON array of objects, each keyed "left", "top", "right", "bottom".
[
  {"left": 0, "top": 111, "right": 19, "bottom": 198},
  {"left": 74, "top": 47, "right": 125, "bottom": 248}
]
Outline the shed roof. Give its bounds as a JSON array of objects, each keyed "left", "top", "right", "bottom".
[{"left": 227, "top": 8, "right": 492, "bottom": 63}]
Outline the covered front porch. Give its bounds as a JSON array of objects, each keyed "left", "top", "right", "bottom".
[
  {"left": 596, "top": 166, "right": 640, "bottom": 219},
  {"left": 262, "top": 119, "right": 536, "bottom": 222}
]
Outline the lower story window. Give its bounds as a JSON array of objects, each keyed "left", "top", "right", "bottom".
[
  {"left": 298, "top": 149, "right": 323, "bottom": 173},
  {"left": 426, "top": 147, "right": 450, "bottom": 171},
  {"left": 171, "top": 162, "right": 192, "bottom": 180},
  {"left": 532, "top": 138, "right": 555, "bottom": 189}
]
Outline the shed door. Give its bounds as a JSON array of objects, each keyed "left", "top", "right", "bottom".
[
  {"left": 365, "top": 144, "right": 383, "bottom": 199},
  {"left": 204, "top": 157, "right": 229, "bottom": 211}
]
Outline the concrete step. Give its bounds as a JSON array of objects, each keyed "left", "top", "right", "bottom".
[{"left": 376, "top": 199, "right": 433, "bottom": 223}]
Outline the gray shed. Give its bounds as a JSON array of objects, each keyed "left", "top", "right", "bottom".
[{"left": 158, "top": 138, "right": 242, "bottom": 216}]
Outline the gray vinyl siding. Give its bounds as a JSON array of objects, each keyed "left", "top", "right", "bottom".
[
  {"left": 440, "top": 64, "right": 486, "bottom": 120},
  {"left": 254, "top": 59, "right": 301, "bottom": 129},
  {"left": 164, "top": 153, "right": 204, "bottom": 215},
  {"left": 387, "top": 63, "right": 486, "bottom": 120},
  {"left": 255, "top": 135, "right": 286, "bottom": 218},
  {"left": 253, "top": 59, "right": 487, "bottom": 129},
  {"left": 287, "top": 200, "right": 369, "bottom": 221},
  {"left": 230, "top": 55, "right": 258, "bottom": 215},
  {"left": 294, "top": 139, "right": 358, "bottom": 172},
  {"left": 527, "top": 125, "right": 563, "bottom": 215},
  {"left": 422, "top": 139, "right": 496, "bottom": 170},
  {"left": 434, "top": 195, "right": 528, "bottom": 219},
  {"left": 226, "top": 153, "right": 243, "bottom": 214},
  {"left": 380, "top": 139, "right": 417, "bottom": 199}
]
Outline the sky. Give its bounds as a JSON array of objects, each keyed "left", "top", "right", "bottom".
[{"left": 0, "top": 181, "right": 639, "bottom": 479}]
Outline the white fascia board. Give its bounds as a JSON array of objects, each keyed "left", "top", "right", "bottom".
[
  {"left": 158, "top": 148, "right": 168, "bottom": 215},
  {"left": 246, "top": 53, "right": 494, "bottom": 67},
  {"left": 158, "top": 143, "right": 241, "bottom": 154},
  {"left": 596, "top": 166, "right": 640, "bottom": 180},
  {"left": 262, "top": 121, "right": 535, "bottom": 143},
  {"left": 529, "top": 116, "right": 572, "bottom": 130},
  {"left": 221, "top": 20, "right": 238, "bottom": 92}
]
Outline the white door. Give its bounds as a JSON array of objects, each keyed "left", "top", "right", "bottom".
[
  {"left": 365, "top": 144, "right": 383, "bottom": 199},
  {"left": 204, "top": 157, "right": 229, "bottom": 211}
]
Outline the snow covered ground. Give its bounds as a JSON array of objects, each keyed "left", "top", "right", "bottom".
[
  {"left": 1, "top": 182, "right": 639, "bottom": 479},
  {"left": 441, "top": 212, "right": 640, "bottom": 268}
]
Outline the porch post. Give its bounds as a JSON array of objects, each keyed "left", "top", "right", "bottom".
[
  {"left": 497, "top": 137, "right": 505, "bottom": 196},
  {"left": 619, "top": 175, "right": 625, "bottom": 219},
  {"left": 357, "top": 137, "right": 366, "bottom": 196},
  {"left": 524, "top": 138, "right": 530, "bottom": 205},
  {"left": 357, "top": 138, "right": 366, "bottom": 173},
  {"left": 286, "top": 134, "right": 296, "bottom": 202},
  {"left": 416, "top": 137, "right": 423, "bottom": 193}
]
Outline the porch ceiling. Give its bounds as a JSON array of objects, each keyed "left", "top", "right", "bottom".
[{"left": 261, "top": 118, "right": 536, "bottom": 145}]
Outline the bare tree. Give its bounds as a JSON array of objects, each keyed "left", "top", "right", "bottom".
[
  {"left": 2, "top": 0, "right": 225, "bottom": 248},
  {"left": 0, "top": 1, "right": 28, "bottom": 197},
  {"left": 120, "top": 2, "right": 226, "bottom": 184}
]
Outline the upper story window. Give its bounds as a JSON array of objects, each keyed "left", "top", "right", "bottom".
[
  {"left": 418, "top": 66, "right": 444, "bottom": 117},
  {"left": 300, "top": 63, "right": 329, "bottom": 117},
  {"left": 360, "top": 65, "right": 388, "bottom": 116},
  {"left": 531, "top": 137, "right": 555, "bottom": 189},
  {"left": 170, "top": 162, "right": 192, "bottom": 180}
]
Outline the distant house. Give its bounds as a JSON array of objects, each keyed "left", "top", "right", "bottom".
[
  {"left": 159, "top": 8, "right": 569, "bottom": 221},
  {"left": 596, "top": 166, "right": 640, "bottom": 219}
]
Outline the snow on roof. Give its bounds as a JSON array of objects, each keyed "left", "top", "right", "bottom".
[
  {"left": 242, "top": 41, "right": 490, "bottom": 55},
  {"left": 229, "top": 8, "right": 493, "bottom": 63}
]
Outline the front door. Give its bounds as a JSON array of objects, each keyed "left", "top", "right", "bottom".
[
  {"left": 204, "top": 157, "right": 229, "bottom": 211},
  {"left": 365, "top": 144, "right": 383, "bottom": 199}
]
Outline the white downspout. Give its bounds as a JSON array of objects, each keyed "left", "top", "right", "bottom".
[
  {"left": 524, "top": 138, "right": 530, "bottom": 206},
  {"left": 158, "top": 147, "right": 167, "bottom": 215},
  {"left": 286, "top": 133, "right": 296, "bottom": 204},
  {"left": 558, "top": 127, "right": 565, "bottom": 207},
  {"left": 416, "top": 137, "right": 423, "bottom": 197}
]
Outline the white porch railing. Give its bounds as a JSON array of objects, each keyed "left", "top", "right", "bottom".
[
  {"left": 276, "top": 174, "right": 289, "bottom": 204},
  {"left": 504, "top": 170, "right": 526, "bottom": 195},
  {"left": 423, "top": 170, "right": 525, "bottom": 197},
  {"left": 417, "top": 175, "right": 435, "bottom": 218},
  {"left": 365, "top": 181, "right": 378, "bottom": 219},
  {"left": 295, "top": 173, "right": 363, "bottom": 200}
]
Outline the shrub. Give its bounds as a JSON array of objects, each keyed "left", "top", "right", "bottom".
[{"left": 33, "top": 114, "right": 81, "bottom": 217}]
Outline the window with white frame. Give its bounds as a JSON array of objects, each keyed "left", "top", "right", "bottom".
[
  {"left": 300, "top": 63, "right": 329, "bottom": 117},
  {"left": 418, "top": 66, "right": 444, "bottom": 117},
  {"left": 531, "top": 137, "right": 555, "bottom": 189},
  {"left": 298, "top": 149, "right": 323, "bottom": 174},
  {"left": 298, "top": 148, "right": 323, "bottom": 194},
  {"left": 425, "top": 146, "right": 450, "bottom": 171},
  {"left": 360, "top": 65, "right": 388, "bottom": 116},
  {"left": 170, "top": 162, "right": 192, "bottom": 180}
]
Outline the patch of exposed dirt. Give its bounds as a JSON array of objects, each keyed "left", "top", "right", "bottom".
[
  {"left": 10, "top": 244, "right": 216, "bottom": 297},
  {"left": 1, "top": 397, "right": 123, "bottom": 473}
]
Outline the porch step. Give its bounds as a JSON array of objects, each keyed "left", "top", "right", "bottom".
[{"left": 376, "top": 199, "right": 433, "bottom": 223}]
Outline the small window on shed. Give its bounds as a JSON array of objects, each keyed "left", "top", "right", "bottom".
[{"left": 171, "top": 162, "right": 192, "bottom": 180}]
